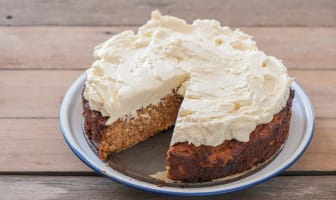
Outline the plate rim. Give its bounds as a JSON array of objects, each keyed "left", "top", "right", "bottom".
[{"left": 60, "top": 74, "right": 315, "bottom": 196}]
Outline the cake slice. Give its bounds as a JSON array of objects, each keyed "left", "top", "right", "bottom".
[{"left": 83, "top": 89, "right": 183, "bottom": 160}]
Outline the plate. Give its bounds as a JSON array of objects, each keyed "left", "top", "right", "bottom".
[{"left": 60, "top": 74, "right": 315, "bottom": 196}]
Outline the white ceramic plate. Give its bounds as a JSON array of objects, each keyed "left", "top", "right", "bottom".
[{"left": 60, "top": 73, "right": 315, "bottom": 196}]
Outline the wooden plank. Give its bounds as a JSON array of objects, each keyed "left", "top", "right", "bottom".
[
  {"left": 0, "top": 0, "right": 335, "bottom": 26},
  {"left": 243, "top": 27, "right": 336, "bottom": 70},
  {"left": 0, "top": 176, "right": 335, "bottom": 199},
  {"left": 289, "top": 118, "right": 336, "bottom": 171},
  {"left": 0, "top": 27, "right": 125, "bottom": 69},
  {"left": 0, "top": 118, "right": 334, "bottom": 172},
  {"left": 0, "top": 119, "right": 89, "bottom": 172},
  {"left": 0, "top": 70, "right": 334, "bottom": 118},
  {"left": 0, "top": 27, "right": 127, "bottom": 70},
  {"left": 0, "top": 70, "right": 82, "bottom": 118},
  {"left": 0, "top": 27, "right": 335, "bottom": 70},
  {"left": 290, "top": 70, "right": 335, "bottom": 119}
]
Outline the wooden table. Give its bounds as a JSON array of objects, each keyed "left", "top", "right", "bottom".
[{"left": 1, "top": 0, "right": 335, "bottom": 199}]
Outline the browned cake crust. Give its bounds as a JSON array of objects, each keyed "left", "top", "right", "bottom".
[
  {"left": 82, "top": 88, "right": 183, "bottom": 160},
  {"left": 166, "top": 90, "right": 295, "bottom": 182},
  {"left": 83, "top": 85, "right": 294, "bottom": 182}
]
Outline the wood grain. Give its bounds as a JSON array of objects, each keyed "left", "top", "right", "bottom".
[
  {"left": 0, "top": 27, "right": 335, "bottom": 70},
  {"left": 0, "top": 0, "right": 335, "bottom": 26},
  {"left": 0, "top": 0, "right": 334, "bottom": 195},
  {"left": 0, "top": 117, "right": 334, "bottom": 172},
  {"left": 289, "top": 118, "right": 336, "bottom": 171},
  {"left": 290, "top": 70, "right": 336, "bottom": 119},
  {"left": 1, "top": 176, "right": 335, "bottom": 199},
  {"left": 0, "top": 70, "right": 82, "bottom": 118},
  {"left": 0, "top": 70, "right": 334, "bottom": 118},
  {"left": 0, "top": 119, "right": 89, "bottom": 172}
]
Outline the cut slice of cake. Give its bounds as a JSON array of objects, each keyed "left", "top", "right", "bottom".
[
  {"left": 82, "top": 10, "right": 294, "bottom": 182},
  {"left": 82, "top": 89, "right": 183, "bottom": 160}
]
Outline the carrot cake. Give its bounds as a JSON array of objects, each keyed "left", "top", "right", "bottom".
[{"left": 82, "top": 10, "right": 294, "bottom": 182}]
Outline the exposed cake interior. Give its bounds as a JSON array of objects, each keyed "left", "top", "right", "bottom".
[{"left": 83, "top": 89, "right": 183, "bottom": 160}]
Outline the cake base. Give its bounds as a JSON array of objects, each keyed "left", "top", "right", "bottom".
[
  {"left": 82, "top": 86, "right": 294, "bottom": 182},
  {"left": 166, "top": 90, "right": 294, "bottom": 182},
  {"left": 151, "top": 142, "right": 285, "bottom": 185}
]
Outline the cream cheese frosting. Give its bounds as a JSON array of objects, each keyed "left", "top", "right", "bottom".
[{"left": 84, "top": 10, "right": 293, "bottom": 146}]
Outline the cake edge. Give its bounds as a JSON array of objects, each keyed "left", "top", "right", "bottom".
[{"left": 166, "top": 89, "right": 295, "bottom": 182}]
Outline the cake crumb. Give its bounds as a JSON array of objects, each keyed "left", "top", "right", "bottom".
[{"left": 157, "top": 181, "right": 165, "bottom": 187}]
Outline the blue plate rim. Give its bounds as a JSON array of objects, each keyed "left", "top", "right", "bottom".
[{"left": 60, "top": 74, "right": 315, "bottom": 196}]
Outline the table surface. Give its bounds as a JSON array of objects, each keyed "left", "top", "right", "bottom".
[{"left": 1, "top": 0, "right": 335, "bottom": 199}]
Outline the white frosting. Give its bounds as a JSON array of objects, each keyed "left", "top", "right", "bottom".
[{"left": 84, "top": 10, "right": 292, "bottom": 146}]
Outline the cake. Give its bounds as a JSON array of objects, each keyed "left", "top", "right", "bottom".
[{"left": 82, "top": 10, "right": 294, "bottom": 182}]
